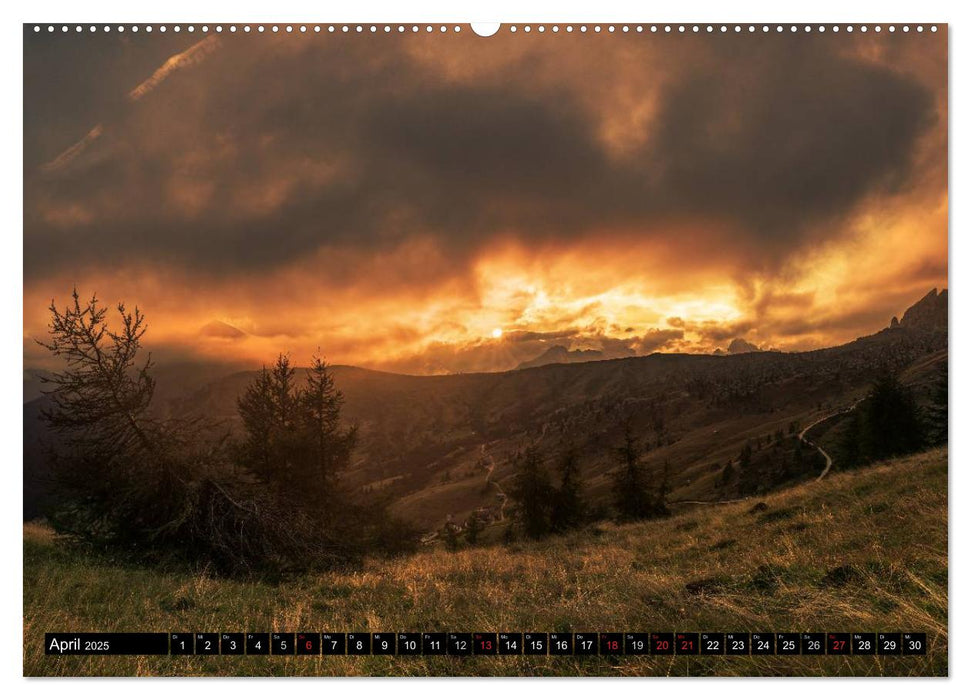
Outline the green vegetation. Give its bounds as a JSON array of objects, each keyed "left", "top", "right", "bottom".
[
  {"left": 37, "top": 293, "right": 415, "bottom": 574},
  {"left": 611, "top": 424, "right": 669, "bottom": 521},
  {"left": 839, "top": 372, "right": 927, "bottom": 469},
  {"left": 24, "top": 448, "right": 947, "bottom": 677},
  {"left": 510, "top": 445, "right": 554, "bottom": 538},
  {"left": 551, "top": 447, "right": 585, "bottom": 532}
]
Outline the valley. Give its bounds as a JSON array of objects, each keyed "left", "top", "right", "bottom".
[{"left": 24, "top": 290, "right": 948, "bottom": 534}]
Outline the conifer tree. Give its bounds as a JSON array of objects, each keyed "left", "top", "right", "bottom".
[
  {"left": 36, "top": 292, "right": 365, "bottom": 573},
  {"left": 860, "top": 372, "right": 925, "bottom": 462},
  {"left": 739, "top": 441, "right": 753, "bottom": 469},
  {"left": 838, "top": 371, "right": 926, "bottom": 469},
  {"left": 611, "top": 425, "right": 655, "bottom": 521},
  {"left": 298, "top": 355, "right": 357, "bottom": 495},
  {"left": 237, "top": 365, "right": 277, "bottom": 479},
  {"left": 926, "top": 362, "right": 948, "bottom": 446},
  {"left": 551, "top": 446, "right": 585, "bottom": 532},
  {"left": 511, "top": 444, "right": 553, "bottom": 538},
  {"left": 237, "top": 354, "right": 356, "bottom": 506}
]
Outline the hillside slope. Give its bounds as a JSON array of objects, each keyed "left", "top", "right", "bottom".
[
  {"left": 24, "top": 323, "right": 946, "bottom": 530},
  {"left": 24, "top": 448, "right": 947, "bottom": 676}
]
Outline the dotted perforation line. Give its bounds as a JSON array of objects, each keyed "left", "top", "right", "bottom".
[
  {"left": 31, "top": 24, "right": 466, "bottom": 34},
  {"left": 505, "top": 24, "right": 939, "bottom": 34},
  {"left": 31, "top": 23, "right": 940, "bottom": 35}
]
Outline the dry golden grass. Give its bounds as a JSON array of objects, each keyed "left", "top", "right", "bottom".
[{"left": 24, "top": 448, "right": 947, "bottom": 676}]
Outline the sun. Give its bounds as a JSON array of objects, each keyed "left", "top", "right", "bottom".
[{"left": 491, "top": 327, "right": 503, "bottom": 339}]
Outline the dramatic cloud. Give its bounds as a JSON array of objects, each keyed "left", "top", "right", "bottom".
[{"left": 23, "top": 28, "right": 948, "bottom": 373}]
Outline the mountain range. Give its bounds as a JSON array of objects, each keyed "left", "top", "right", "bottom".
[{"left": 23, "top": 289, "right": 948, "bottom": 528}]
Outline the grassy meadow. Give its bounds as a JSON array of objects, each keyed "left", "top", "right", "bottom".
[{"left": 24, "top": 448, "right": 947, "bottom": 677}]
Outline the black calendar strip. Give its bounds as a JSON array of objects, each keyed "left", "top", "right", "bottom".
[{"left": 45, "top": 632, "right": 927, "bottom": 656}]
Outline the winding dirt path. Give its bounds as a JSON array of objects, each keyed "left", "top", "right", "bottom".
[
  {"left": 670, "top": 400, "right": 863, "bottom": 508},
  {"left": 480, "top": 443, "right": 507, "bottom": 522},
  {"left": 426, "top": 402, "right": 864, "bottom": 538},
  {"left": 420, "top": 443, "right": 510, "bottom": 544},
  {"left": 799, "top": 400, "right": 862, "bottom": 482}
]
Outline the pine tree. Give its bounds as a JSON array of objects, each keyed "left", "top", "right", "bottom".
[
  {"left": 860, "top": 372, "right": 925, "bottom": 462},
  {"left": 611, "top": 424, "right": 655, "bottom": 521},
  {"left": 838, "top": 410, "right": 862, "bottom": 468},
  {"left": 35, "top": 292, "right": 367, "bottom": 573},
  {"left": 838, "top": 371, "right": 927, "bottom": 469},
  {"left": 237, "top": 354, "right": 356, "bottom": 506},
  {"left": 511, "top": 444, "right": 552, "bottom": 538},
  {"left": 739, "top": 441, "right": 753, "bottom": 469},
  {"left": 237, "top": 354, "right": 299, "bottom": 483},
  {"left": 298, "top": 355, "right": 357, "bottom": 496},
  {"left": 551, "top": 447, "right": 585, "bottom": 532},
  {"left": 926, "top": 362, "right": 948, "bottom": 446},
  {"left": 236, "top": 365, "right": 277, "bottom": 479},
  {"left": 720, "top": 461, "right": 736, "bottom": 488},
  {"left": 271, "top": 353, "right": 297, "bottom": 429}
]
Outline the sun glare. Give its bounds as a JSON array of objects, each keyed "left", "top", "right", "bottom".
[{"left": 491, "top": 328, "right": 503, "bottom": 339}]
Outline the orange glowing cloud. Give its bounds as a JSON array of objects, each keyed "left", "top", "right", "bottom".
[{"left": 23, "top": 27, "right": 947, "bottom": 374}]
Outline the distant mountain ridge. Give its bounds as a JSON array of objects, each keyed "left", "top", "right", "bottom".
[
  {"left": 728, "top": 338, "right": 762, "bottom": 354},
  {"left": 24, "top": 288, "right": 949, "bottom": 526},
  {"left": 712, "top": 338, "right": 762, "bottom": 355},
  {"left": 515, "top": 345, "right": 608, "bottom": 370}
]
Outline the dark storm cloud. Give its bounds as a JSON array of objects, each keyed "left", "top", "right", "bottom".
[
  {"left": 24, "top": 31, "right": 942, "bottom": 282},
  {"left": 633, "top": 328, "right": 685, "bottom": 354},
  {"left": 691, "top": 319, "right": 758, "bottom": 345},
  {"left": 646, "top": 38, "right": 937, "bottom": 258}
]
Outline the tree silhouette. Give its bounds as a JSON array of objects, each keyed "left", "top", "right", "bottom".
[
  {"left": 839, "top": 371, "right": 926, "bottom": 468},
  {"left": 720, "top": 461, "right": 736, "bottom": 490},
  {"left": 510, "top": 444, "right": 552, "bottom": 538},
  {"left": 36, "top": 292, "right": 339, "bottom": 573},
  {"left": 863, "top": 372, "right": 925, "bottom": 461},
  {"left": 36, "top": 292, "right": 411, "bottom": 573},
  {"left": 39, "top": 290, "right": 158, "bottom": 454},
  {"left": 838, "top": 411, "right": 863, "bottom": 468},
  {"left": 237, "top": 363, "right": 279, "bottom": 479},
  {"left": 298, "top": 355, "right": 357, "bottom": 497},
  {"left": 551, "top": 446, "right": 585, "bottom": 532},
  {"left": 611, "top": 424, "right": 664, "bottom": 521},
  {"left": 926, "top": 362, "right": 947, "bottom": 446},
  {"left": 237, "top": 354, "right": 356, "bottom": 507},
  {"left": 739, "top": 441, "right": 753, "bottom": 469}
]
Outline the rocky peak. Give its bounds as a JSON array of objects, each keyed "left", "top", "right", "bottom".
[
  {"left": 727, "top": 338, "right": 761, "bottom": 354},
  {"left": 899, "top": 288, "right": 947, "bottom": 330}
]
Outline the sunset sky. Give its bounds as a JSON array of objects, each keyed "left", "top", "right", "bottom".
[{"left": 23, "top": 27, "right": 947, "bottom": 374}]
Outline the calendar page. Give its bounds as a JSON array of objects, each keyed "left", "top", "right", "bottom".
[{"left": 22, "top": 21, "right": 947, "bottom": 678}]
